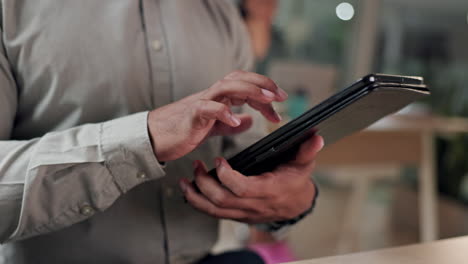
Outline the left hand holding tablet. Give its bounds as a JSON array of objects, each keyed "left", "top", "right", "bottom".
[{"left": 179, "top": 134, "right": 323, "bottom": 223}]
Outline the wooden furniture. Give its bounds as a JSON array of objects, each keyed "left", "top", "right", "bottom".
[
  {"left": 315, "top": 114, "right": 468, "bottom": 243},
  {"left": 284, "top": 236, "right": 468, "bottom": 264}
]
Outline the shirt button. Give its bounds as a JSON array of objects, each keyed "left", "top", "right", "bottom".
[
  {"left": 137, "top": 172, "right": 147, "bottom": 179},
  {"left": 151, "top": 40, "right": 163, "bottom": 51},
  {"left": 80, "top": 205, "right": 94, "bottom": 216}
]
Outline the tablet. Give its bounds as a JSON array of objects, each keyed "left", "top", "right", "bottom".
[{"left": 210, "top": 74, "right": 430, "bottom": 177}]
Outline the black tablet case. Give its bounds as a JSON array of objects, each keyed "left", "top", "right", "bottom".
[{"left": 209, "top": 74, "right": 429, "bottom": 177}]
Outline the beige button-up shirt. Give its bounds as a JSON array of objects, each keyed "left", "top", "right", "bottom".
[{"left": 0, "top": 1, "right": 264, "bottom": 263}]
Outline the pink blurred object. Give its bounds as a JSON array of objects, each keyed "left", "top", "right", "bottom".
[{"left": 249, "top": 242, "right": 297, "bottom": 264}]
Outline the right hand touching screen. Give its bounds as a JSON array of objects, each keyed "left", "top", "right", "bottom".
[{"left": 148, "top": 70, "right": 288, "bottom": 162}]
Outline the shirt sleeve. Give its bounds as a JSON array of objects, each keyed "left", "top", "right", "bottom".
[{"left": 0, "top": 27, "right": 165, "bottom": 243}]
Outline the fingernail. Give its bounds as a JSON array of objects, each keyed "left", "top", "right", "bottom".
[
  {"left": 215, "top": 158, "right": 221, "bottom": 168},
  {"left": 278, "top": 88, "right": 289, "bottom": 100},
  {"left": 179, "top": 180, "right": 188, "bottom": 193},
  {"left": 262, "top": 89, "right": 276, "bottom": 99},
  {"left": 230, "top": 115, "right": 241, "bottom": 126},
  {"left": 317, "top": 136, "right": 325, "bottom": 152}
]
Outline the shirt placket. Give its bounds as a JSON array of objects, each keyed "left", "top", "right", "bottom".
[
  {"left": 140, "top": 1, "right": 173, "bottom": 263},
  {"left": 140, "top": 0, "right": 173, "bottom": 108}
]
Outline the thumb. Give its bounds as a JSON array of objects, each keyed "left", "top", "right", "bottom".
[{"left": 292, "top": 135, "right": 324, "bottom": 166}]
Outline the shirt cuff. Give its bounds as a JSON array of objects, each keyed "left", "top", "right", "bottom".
[{"left": 101, "top": 111, "right": 166, "bottom": 193}]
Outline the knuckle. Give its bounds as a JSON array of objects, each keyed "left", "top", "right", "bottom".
[
  {"left": 199, "top": 88, "right": 211, "bottom": 98},
  {"left": 194, "top": 101, "right": 206, "bottom": 115},
  {"left": 211, "top": 192, "right": 228, "bottom": 207},
  {"left": 218, "top": 166, "right": 233, "bottom": 181},
  {"left": 217, "top": 168, "right": 228, "bottom": 182},
  {"left": 219, "top": 171, "right": 248, "bottom": 197},
  {"left": 265, "top": 77, "right": 277, "bottom": 88},
  {"left": 208, "top": 79, "right": 232, "bottom": 95},
  {"left": 217, "top": 79, "right": 230, "bottom": 86},
  {"left": 226, "top": 70, "right": 245, "bottom": 79},
  {"left": 209, "top": 80, "right": 228, "bottom": 94},
  {"left": 215, "top": 105, "right": 230, "bottom": 120},
  {"left": 255, "top": 74, "right": 273, "bottom": 86},
  {"left": 233, "top": 185, "right": 249, "bottom": 197},
  {"left": 218, "top": 104, "right": 230, "bottom": 114}
]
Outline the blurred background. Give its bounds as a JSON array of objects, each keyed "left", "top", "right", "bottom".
[{"left": 216, "top": 0, "right": 468, "bottom": 261}]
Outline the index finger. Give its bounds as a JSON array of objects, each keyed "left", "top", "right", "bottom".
[
  {"left": 215, "top": 158, "right": 272, "bottom": 199},
  {"left": 224, "top": 70, "right": 288, "bottom": 101}
]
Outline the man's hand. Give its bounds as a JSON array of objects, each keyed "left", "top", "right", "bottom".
[
  {"left": 148, "top": 70, "right": 288, "bottom": 162},
  {"left": 179, "top": 135, "right": 324, "bottom": 223}
]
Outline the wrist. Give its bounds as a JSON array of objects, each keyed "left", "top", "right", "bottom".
[
  {"left": 147, "top": 110, "right": 168, "bottom": 162},
  {"left": 255, "top": 179, "right": 319, "bottom": 232}
]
